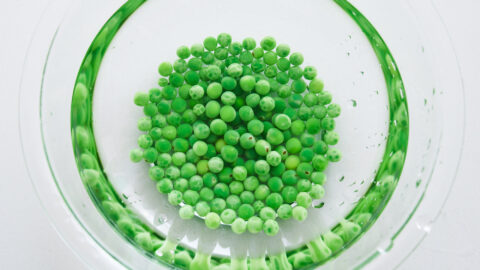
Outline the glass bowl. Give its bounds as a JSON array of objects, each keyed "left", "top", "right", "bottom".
[{"left": 19, "top": 0, "right": 464, "bottom": 269}]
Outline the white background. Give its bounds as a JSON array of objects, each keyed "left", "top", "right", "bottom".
[{"left": 1, "top": 0, "right": 479, "bottom": 269}]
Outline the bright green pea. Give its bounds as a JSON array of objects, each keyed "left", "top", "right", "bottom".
[
  {"left": 326, "top": 148, "right": 342, "bottom": 162},
  {"left": 195, "top": 201, "right": 211, "bottom": 217},
  {"left": 265, "top": 193, "right": 283, "bottom": 210},
  {"left": 255, "top": 80, "right": 270, "bottom": 95},
  {"left": 303, "top": 66, "right": 317, "bottom": 80},
  {"left": 134, "top": 92, "right": 150, "bottom": 106},
  {"left": 240, "top": 191, "right": 255, "bottom": 204},
  {"left": 205, "top": 212, "right": 221, "bottom": 229},
  {"left": 210, "top": 119, "right": 228, "bottom": 135},
  {"left": 206, "top": 82, "right": 222, "bottom": 99},
  {"left": 259, "top": 206, "right": 276, "bottom": 221},
  {"left": 221, "top": 91, "right": 236, "bottom": 105},
  {"left": 247, "top": 216, "right": 263, "bottom": 234},
  {"left": 289, "top": 52, "right": 304, "bottom": 66},
  {"left": 202, "top": 173, "right": 217, "bottom": 188},
  {"left": 242, "top": 176, "right": 259, "bottom": 192},
  {"left": 259, "top": 96, "right": 275, "bottom": 112},
  {"left": 318, "top": 91, "right": 332, "bottom": 105},
  {"left": 189, "top": 85, "right": 204, "bottom": 100},
  {"left": 214, "top": 47, "right": 228, "bottom": 60},
  {"left": 217, "top": 33, "right": 232, "bottom": 47},
  {"left": 327, "top": 104, "right": 341, "bottom": 118},
  {"left": 245, "top": 94, "right": 260, "bottom": 108},
  {"left": 193, "top": 123, "right": 210, "bottom": 139},
  {"left": 292, "top": 206, "right": 308, "bottom": 221},
  {"left": 231, "top": 218, "right": 247, "bottom": 234},
  {"left": 321, "top": 117, "right": 335, "bottom": 131},
  {"left": 156, "top": 178, "right": 173, "bottom": 193},
  {"left": 180, "top": 163, "right": 197, "bottom": 179},
  {"left": 206, "top": 65, "right": 221, "bottom": 80},
  {"left": 309, "top": 78, "right": 324, "bottom": 93},
  {"left": 227, "top": 63, "right": 243, "bottom": 77},
  {"left": 148, "top": 166, "right": 164, "bottom": 181},
  {"left": 165, "top": 166, "right": 180, "bottom": 179},
  {"left": 263, "top": 51, "right": 278, "bottom": 65},
  {"left": 263, "top": 219, "right": 279, "bottom": 236},
  {"left": 277, "top": 204, "right": 293, "bottom": 220},
  {"left": 158, "top": 62, "right": 173, "bottom": 77},
  {"left": 260, "top": 36, "right": 276, "bottom": 51},
  {"left": 208, "top": 157, "right": 224, "bottom": 173},
  {"left": 169, "top": 73, "right": 184, "bottom": 87},
  {"left": 266, "top": 151, "right": 282, "bottom": 167},
  {"left": 229, "top": 181, "right": 244, "bottom": 195},
  {"left": 239, "top": 51, "right": 254, "bottom": 65},
  {"left": 296, "top": 192, "right": 312, "bottom": 208},
  {"left": 297, "top": 178, "right": 312, "bottom": 192},
  {"left": 199, "top": 187, "right": 214, "bottom": 202},
  {"left": 221, "top": 145, "right": 238, "bottom": 163},
  {"left": 176, "top": 45, "right": 191, "bottom": 59},
  {"left": 254, "top": 185, "right": 270, "bottom": 201},
  {"left": 221, "top": 209, "right": 237, "bottom": 224},
  {"left": 226, "top": 195, "right": 241, "bottom": 210},
  {"left": 158, "top": 78, "right": 168, "bottom": 87},
  {"left": 276, "top": 44, "right": 290, "bottom": 57},
  {"left": 179, "top": 205, "right": 195, "bottom": 219},
  {"left": 292, "top": 79, "right": 307, "bottom": 94},
  {"left": 224, "top": 130, "right": 240, "bottom": 145},
  {"left": 324, "top": 131, "right": 339, "bottom": 145},
  {"left": 204, "top": 101, "right": 219, "bottom": 119},
  {"left": 238, "top": 204, "right": 255, "bottom": 220},
  {"left": 184, "top": 70, "right": 200, "bottom": 85},
  {"left": 299, "top": 148, "right": 314, "bottom": 163},
  {"left": 310, "top": 184, "right": 325, "bottom": 199},
  {"left": 192, "top": 141, "right": 207, "bottom": 156},
  {"left": 211, "top": 197, "right": 227, "bottom": 213},
  {"left": 273, "top": 114, "right": 291, "bottom": 130},
  {"left": 137, "top": 134, "right": 153, "bottom": 149},
  {"left": 282, "top": 186, "right": 298, "bottom": 203},
  {"left": 203, "top": 37, "right": 217, "bottom": 51},
  {"left": 221, "top": 76, "right": 237, "bottom": 91},
  {"left": 232, "top": 166, "right": 247, "bottom": 181},
  {"left": 174, "top": 178, "right": 189, "bottom": 192},
  {"left": 168, "top": 190, "right": 183, "bottom": 206},
  {"left": 143, "top": 147, "right": 158, "bottom": 163},
  {"left": 219, "top": 106, "right": 236, "bottom": 122},
  {"left": 191, "top": 43, "right": 204, "bottom": 57},
  {"left": 265, "top": 65, "right": 278, "bottom": 78},
  {"left": 242, "top": 37, "right": 256, "bottom": 50}
]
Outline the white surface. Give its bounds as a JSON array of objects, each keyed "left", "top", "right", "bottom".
[{"left": 1, "top": 0, "right": 479, "bottom": 269}]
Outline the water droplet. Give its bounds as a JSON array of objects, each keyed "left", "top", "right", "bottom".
[
  {"left": 314, "top": 202, "right": 325, "bottom": 208},
  {"left": 350, "top": 99, "right": 357, "bottom": 107},
  {"left": 416, "top": 179, "right": 422, "bottom": 187}
]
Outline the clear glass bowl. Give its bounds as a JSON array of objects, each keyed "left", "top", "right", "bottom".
[{"left": 19, "top": 0, "right": 464, "bottom": 269}]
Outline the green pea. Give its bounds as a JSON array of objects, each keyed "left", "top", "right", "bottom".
[
  {"left": 277, "top": 204, "right": 293, "bottom": 220},
  {"left": 231, "top": 218, "right": 247, "bottom": 234},
  {"left": 205, "top": 212, "right": 221, "bottom": 229},
  {"left": 221, "top": 209, "right": 237, "bottom": 224},
  {"left": 263, "top": 219, "right": 279, "bottom": 236},
  {"left": 158, "top": 62, "right": 173, "bottom": 76},
  {"left": 247, "top": 216, "right": 263, "bottom": 234},
  {"left": 176, "top": 45, "right": 191, "bottom": 59},
  {"left": 292, "top": 206, "right": 308, "bottom": 221}
]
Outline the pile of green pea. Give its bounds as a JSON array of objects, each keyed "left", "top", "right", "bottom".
[{"left": 130, "top": 34, "right": 341, "bottom": 236}]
